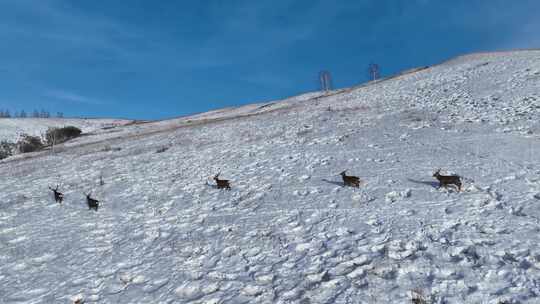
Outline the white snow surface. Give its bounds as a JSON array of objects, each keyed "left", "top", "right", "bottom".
[
  {"left": 1, "top": 50, "right": 540, "bottom": 303},
  {"left": 0, "top": 118, "right": 132, "bottom": 142}
]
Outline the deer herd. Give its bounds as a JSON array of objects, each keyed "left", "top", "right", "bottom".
[{"left": 47, "top": 168, "right": 463, "bottom": 212}]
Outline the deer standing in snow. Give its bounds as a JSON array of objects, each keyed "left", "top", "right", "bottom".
[
  {"left": 340, "top": 170, "right": 361, "bottom": 188},
  {"left": 85, "top": 193, "right": 100, "bottom": 211},
  {"left": 213, "top": 172, "right": 231, "bottom": 190},
  {"left": 433, "top": 169, "right": 462, "bottom": 191},
  {"left": 49, "top": 185, "right": 64, "bottom": 204}
]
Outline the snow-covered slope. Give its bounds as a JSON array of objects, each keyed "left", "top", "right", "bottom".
[
  {"left": 0, "top": 118, "right": 132, "bottom": 142},
  {"left": 1, "top": 50, "right": 540, "bottom": 304}
]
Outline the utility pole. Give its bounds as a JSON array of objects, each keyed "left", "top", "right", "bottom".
[
  {"left": 319, "top": 70, "right": 332, "bottom": 92},
  {"left": 368, "top": 63, "right": 380, "bottom": 81}
]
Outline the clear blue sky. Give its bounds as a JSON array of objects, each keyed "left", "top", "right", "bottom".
[{"left": 1, "top": 0, "right": 539, "bottom": 119}]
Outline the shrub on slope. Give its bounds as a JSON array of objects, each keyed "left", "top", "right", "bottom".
[
  {"left": 0, "top": 140, "right": 15, "bottom": 160},
  {"left": 45, "top": 126, "right": 82, "bottom": 145},
  {"left": 17, "top": 134, "right": 44, "bottom": 153}
]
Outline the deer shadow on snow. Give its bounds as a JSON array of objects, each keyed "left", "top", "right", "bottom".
[
  {"left": 322, "top": 179, "right": 346, "bottom": 187},
  {"left": 205, "top": 183, "right": 224, "bottom": 190},
  {"left": 325, "top": 178, "right": 451, "bottom": 190},
  {"left": 407, "top": 178, "right": 441, "bottom": 189}
]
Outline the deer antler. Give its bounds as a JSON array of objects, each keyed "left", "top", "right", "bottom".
[{"left": 49, "top": 184, "right": 61, "bottom": 191}]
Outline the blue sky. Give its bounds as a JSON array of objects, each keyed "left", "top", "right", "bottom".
[{"left": 0, "top": 0, "right": 539, "bottom": 119}]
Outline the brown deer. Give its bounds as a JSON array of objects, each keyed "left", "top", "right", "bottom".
[
  {"left": 433, "top": 169, "right": 462, "bottom": 191},
  {"left": 48, "top": 185, "right": 64, "bottom": 204},
  {"left": 214, "top": 172, "right": 231, "bottom": 190},
  {"left": 85, "top": 193, "right": 100, "bottom": 211},
  {"left": 340, "top": 170, "right": 361, "bottom": 188}
]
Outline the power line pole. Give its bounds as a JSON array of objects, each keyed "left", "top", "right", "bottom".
[
  {"left": 319, "top": 70, "right": 332, "bottom": 92},
  {"left": 367, "top": 63, "right": 380, "bottom": 81}
]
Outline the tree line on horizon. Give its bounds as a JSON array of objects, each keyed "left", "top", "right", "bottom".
[
  {"left": 0, "top": 109, "right": 64, "bottom": 118},
  {"left": 0, "top": 125, "right": 82, "bottom": 160}
]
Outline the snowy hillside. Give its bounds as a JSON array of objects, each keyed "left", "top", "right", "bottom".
[
  {"left": 1, "top": 50, "right": 540, "bottom": 303},
  {"left": 0, "top": 118, "right": 132, "bottom": 142}
]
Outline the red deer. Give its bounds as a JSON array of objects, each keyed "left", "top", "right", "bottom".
[
  {"left": 340, "top": 170, "right": 360, "bottom": 188},
  {"left": 433, "top": 169, "right": 462, "bottom": 191},
  {"left": 48, "top": 185, "right": 64, "bottom": 204},
  {"left": 214, "top": 172, "right": 231, "bottom": 190},
  {"left": 85, "top": 193, "right": 100, "bottom": 211}
]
